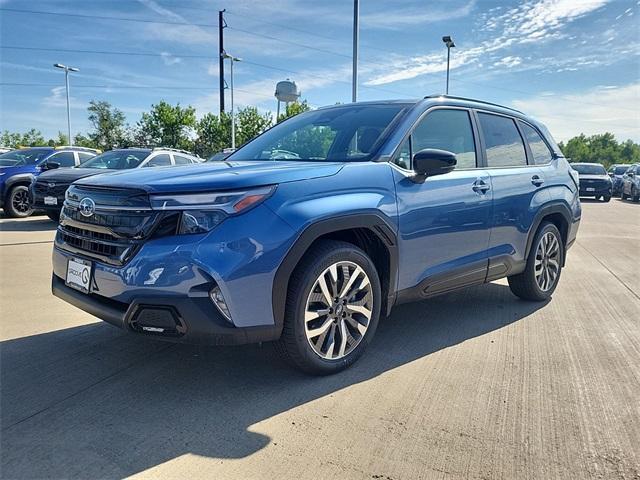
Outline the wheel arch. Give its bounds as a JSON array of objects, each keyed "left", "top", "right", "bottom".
[
  {"left": 525, "top": 202, "right": 572, "bottom": 266},
  {"left": 272, "top": 213, "right": 398, "bottom": 337},
  {"left": 4, "top": 173, "right": 35, "bottom": 191}
]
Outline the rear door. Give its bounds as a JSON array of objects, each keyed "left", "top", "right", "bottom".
[
  {"left": 393, "top": 107, "right": 493, "bottom": 297},
  {"left": 476, "top": 111, "right": 550, "bottom": 279}
]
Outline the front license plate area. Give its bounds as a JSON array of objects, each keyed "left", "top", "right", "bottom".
[
  {"left": 586, "top": 187, "right": 595, "bottom": 192},
  {"left": 44, "top": 196, "right": 58, "bottom": 206},
  {"left": 66, "top": 258, "right": 92, "bottom": 293}
]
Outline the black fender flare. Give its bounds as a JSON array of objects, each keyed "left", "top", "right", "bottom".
[
  {"left": 4, "top": 173, "right": 35, "bottom": 192},
  {"left": 524, "top": 201, "right": 573, "bottom": 264},
  {"left": 271, "top": 212, "right": 399, "bottom": 336}
]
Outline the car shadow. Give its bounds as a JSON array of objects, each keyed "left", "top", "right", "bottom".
[
  {"left": 0, "top": 217, "right": 57, "bottom": 232},
  {"left": 1, "top": 282, "right": 549, "bottom": 478}
]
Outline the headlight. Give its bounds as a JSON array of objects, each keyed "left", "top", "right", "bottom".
[{"left": 150, "top": 185, "right": 276, "bottom": 235}]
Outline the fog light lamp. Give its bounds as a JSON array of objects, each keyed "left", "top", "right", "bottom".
[{"left": 210, "top": 285, "right": 232, "bottom": 323}]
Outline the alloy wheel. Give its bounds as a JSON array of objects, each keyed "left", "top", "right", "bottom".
[
  {"left": 304, "top": 261, "right": 373, "bottom": 360},
  {"left": 534, "top": 231, "right": 560, "bottom": 292},
  {"left": 12, "top": 189, "right": 32, "bottom": 215}
]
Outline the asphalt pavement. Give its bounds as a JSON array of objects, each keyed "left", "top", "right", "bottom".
[{"left": 1, "top": 199, "right": 638, "bottom": 479}]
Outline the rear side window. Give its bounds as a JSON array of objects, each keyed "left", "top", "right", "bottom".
[
  {"left": 174, "top": 155, "right": 193, "bottom": 165},
  {"left": 478, "top": 113, "right": 527, "bottom": 167},
  {"left": 49, "top": 151, "right": 76, "bottom": 167},
  {"left": 520, "top": 123, "right": 553, "bottom": 165},
  {"left": 412, "top": 109, "right": 477, "bottom": 169},
  {"left": 78, "top": 152, "right": 94, "bottom": 163},
  {"left": 145, "top": 154, "right": 172, "bottom": 167}
]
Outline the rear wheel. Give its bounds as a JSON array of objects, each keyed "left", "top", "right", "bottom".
[
  {"left": 508, "top": 222, "right": 563, "bottom": 301},
  {"left": 603, "top": 195, "right": 611, "bottom": 202},
  {"left": 621, "top": 190, "right": 627, "bottom": 200},
  {"left": 275, "top": 240, "right": 381, "bottom": 375},
  {"left": 4, "top": 185, "right": 33, "bottom": 218}
]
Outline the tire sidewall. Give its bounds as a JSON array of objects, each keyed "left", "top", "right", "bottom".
[
  {"left": 6, "top": 185, "right": 33, "bottom": 218},
  {"left": 527, "top": 223, "right": 564, "bottom": 299},
  {"left": 289, "top": 245, "right": 381, "bottom": 374}
]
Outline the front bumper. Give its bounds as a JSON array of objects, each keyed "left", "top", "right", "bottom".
[
  {"left": 52, "top": 275, "right": 279, "bottom": 345},
  {"left": 579, "top": 186, "right": 611, "bottom": 197}
]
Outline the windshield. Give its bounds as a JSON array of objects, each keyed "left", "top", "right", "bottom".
[
  {"left": 611, "top": 165, "right": 629, "bottom": 175},
  {"left": 0, "top": 149, "right": 52, "bottom": 167},
  {"left": 226, "top": 104, "right": 408, "bottom": 162},
  {"left": 78, "top": 150, "right": 148, "bottom": 169},
  {"left": 573, "top": 164, "right": 606, "bottom": 175}
]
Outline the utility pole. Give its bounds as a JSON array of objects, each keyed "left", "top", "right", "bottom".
[
  {"left": 54, "top": 63, "right": 79, "bottom": 145},
  {"left": 218, "top": 9, "right": 226, "bottom": 115},
  {"left": 352, "top": 0, "right": 359, "bottom": 102}
]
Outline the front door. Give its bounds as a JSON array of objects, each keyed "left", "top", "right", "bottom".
[{"left": 393, "top": 108, "right": 493, "bottom": 297}]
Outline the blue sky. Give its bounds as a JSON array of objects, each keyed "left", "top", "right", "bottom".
[{"left": 1, "top": 0, "right": 639, "bottom": 142}]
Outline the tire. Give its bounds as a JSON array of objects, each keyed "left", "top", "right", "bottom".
[
  {"left": 275, "top": 240, "right": 382, "bottom": 375},
  {"left": 3, "top": 185, "right": 33, "bottom": 218},
  {"left": 603, "top": 195, "right": 611, "bottom": 202},
  {"left": 621, "top": 190, "right": 627, "bottom": 200},
  {"left": 633, "top": 187, "right": 639, "bottom": 202},
  {"left": 46, "top": 210, "right": 61, "bottom": 222},
  {"left": 508, "top": 222, "right": 564, "bottom": 302}
]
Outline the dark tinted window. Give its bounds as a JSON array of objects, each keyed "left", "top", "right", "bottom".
[
  {"left": 146, "top": 154, "right": 172, "bottom": 167},
  {"left": 612, "top": 166, "right": 629, "bottom": 175},
  {"left": 412, "top": 109, "right": 476, "bottom": 169},
  {"left": 79, "top": 150, "right": 147, "bottom": 169},
  {"left": 572, "top": 164, "right": 606, "bottom": 175},
  {"left": 479, "top": 113, "right": 527, "bottom": 167},
  {"left": 227, "top": 104, "right": 407, "bottom": 162},
  {"left": 78, "top": 152, "right": 95, "bottom": 163},
  {"left": 520, "top": 123, "right": 553, "bottom": 165},
  {"left": 0, "top": 149, "right": 53, "bottom": 166},
  {"left": 49, "top": 151, "right": 76, "bottom": 167}
]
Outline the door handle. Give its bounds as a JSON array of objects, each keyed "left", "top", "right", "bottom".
[
  {"left": 472, "top": 179, "right": 490, "bottom": 194},
  {"left": 531, "top": 175, "right": 544, "bottom": 187}
]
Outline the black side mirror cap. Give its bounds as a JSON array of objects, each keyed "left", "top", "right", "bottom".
[
  {"left": 412, "top": 148, "right": 457, "bottom": 182},
  {"left": 44, "top": 161, "right": 60, "bottom": 170}
]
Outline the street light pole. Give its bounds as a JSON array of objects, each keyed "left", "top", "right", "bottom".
[
  {"left": 352, "top": 0, "right": 359, "bottom": 102},
  {"left": 54, "top": 63, "right": 79, "bottom": 144},
  {"left": 442, "top": 36, "right": 455, "bottom": 95},
  {"left": 222, "top": 52, "right": 241, "bottom": 149}
]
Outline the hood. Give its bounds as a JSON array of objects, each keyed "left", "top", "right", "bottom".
[
  {"left": 0, "top": 164, "right": 38, "bottom": 175},
  {"left": 577, "top": 174, "right": 610, "bottom": 181},
  {"left": 75, "top": 161, "right": 345, "bottom": 193},
  {"left": 36, "top": 167, "right": 113, "bottom": 184}
]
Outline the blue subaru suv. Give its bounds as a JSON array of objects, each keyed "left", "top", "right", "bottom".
[
  {"left": 52, "top": 96, "right": 581, "bottom": 374},
  {"left": 0, "top": 146, "right": 98, "bottom": 217}
]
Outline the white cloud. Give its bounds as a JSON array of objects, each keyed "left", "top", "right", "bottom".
[
  {"left": 512, "top": 83, "right": 640, "bottom": 142},
  {"left": 494, "top": 56, "right": 523, "bottom": 68},
  {"left": 160, "top": 52, "right": 182, "bottom": 66},
  {"left": 362, "top": 1, "right": 475, "bottom": 29}
]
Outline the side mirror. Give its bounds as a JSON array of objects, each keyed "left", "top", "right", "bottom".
[
  {"left": 43, "top": 161, "right": 60, "bottom": 170},
  {"left": 627, "top": 171, "right": 635, "bottom": 177},
  {"left": 412, "top": 149, "right": 457, "bottom": 181},
  {"left": 608, "top": 172, "right": 614, "bottom": 177}
]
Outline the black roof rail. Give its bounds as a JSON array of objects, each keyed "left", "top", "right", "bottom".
[{"left": 423, "top": 94, "right": 524, "bottom": 114}]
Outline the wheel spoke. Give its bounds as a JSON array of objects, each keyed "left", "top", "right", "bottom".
[
  {"left": 325, "top": 323, "right": 336, "bottom": 358},
  {"left": 347, "top": 304, "right": 372, "bottom": 319},
  {"left": 317, "top": 274, "right": 334, "bottom": 306},
  {"left": 346, "top": 316, "right": 367, "bottom": 336},
  {"left": 306, "top": 316, "right": 333, "bottom": 340},
  {"left": 339, "top": 265, "right": 363, "bottom": 298},
  {"left": 337, "top": 319, "right": 348, "bottom": 358}
]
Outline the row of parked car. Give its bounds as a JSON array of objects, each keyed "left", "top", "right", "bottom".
[
  {"left": 570, "top": 162, "right": 640, "bottom": 202},
  {"left": 0, "top": 146, "right": 205, "bottom": 219}
]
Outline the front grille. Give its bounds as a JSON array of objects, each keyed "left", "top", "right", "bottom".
[
  {"left": 34, "top": 181, "right": 69, "bottom": 198},
  {"left": 55, "top": 185, "right": 178, "bottom": 266}
]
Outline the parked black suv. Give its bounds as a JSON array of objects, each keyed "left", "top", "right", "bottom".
[{"left": 571, "top": 163, "right": 612, "bottom": 201}]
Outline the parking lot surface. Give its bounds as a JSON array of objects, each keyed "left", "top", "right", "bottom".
[{"left": 1, "top": 199, "right": 639, "bottom": 479}]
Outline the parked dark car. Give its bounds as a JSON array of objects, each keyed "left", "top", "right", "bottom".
[
  {"left": 52, "top": 96, "right": 581, "bottom": 374},
  {"left": 0, "top": 146, "right": 98, "bottom": 217},
  {"left": 32, "top": 147, "right": 202, "bottom": 221},
  {"left": 608, "top": 164, "right": 630, "bottom": 196},
  {"left": 620, "top": 164, "right": 640, "bottom": 202},
  {"left": 571, "top": 163, "right": 612, "bottom": 201}
]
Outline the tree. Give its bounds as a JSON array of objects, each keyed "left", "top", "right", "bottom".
[
  {"left": 136, "top": 101, "right": 196, "bottom": 149},
  {"left": 86, "top": 100, "right": 129, "bottom": 150},
  {"left": 558, "top": 132, "right": 640, "bottom": 167},
  {"left": 0, "top": 129, "right": 46, "bottom": 148},
  {"left": 194, "top": 112, "right": 231, "bottom": 158},
  {"left": 277, "top": 100, "right": 310, "bottom": 123},
  {"left": 236, "top": 106, "right": 273, "bottom": 146}
]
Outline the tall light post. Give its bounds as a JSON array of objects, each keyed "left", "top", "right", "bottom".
[
  {"left": 442, "top": 36, "right": 455, "bottom": 95},
  {"left": 53, "top": 63, "right": 79, "bottom": 145},
  {"left": 221, "top": 51, "right": 241, "bottom": 149},
  {"left": 352, "top": 0, "right": 359, "bottom": 102}
]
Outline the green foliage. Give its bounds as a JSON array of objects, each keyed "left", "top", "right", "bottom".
[
  {"left": 1, "top": 129, "right": 46, "bottom": 148},
  {"left": 277, "top": 100, "right": 310, "bottom": 123},
  {"left": 135, "top": 101, "right": 196, "bottom": 150},
  {"left": 236, "top": 106, "right": 273, "bottom": 147},
  {"left": 558, "top": 133, "right": 640, "bottom": 167},
  {"left": 194, "top": 112, "right": 232, "bottom": 158},
  {"left": 87, "top": 100, "right": 129, "bottom": 150}
]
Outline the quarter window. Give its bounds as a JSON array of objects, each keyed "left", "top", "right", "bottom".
[
  {"left": 521, "top": 123, "right": 553, "bottom": 165},
  {"left": 174, "top": 155, "right": 193, "bottom": 165},
  {"left": 412, "top": 109, "right": 477, "bottom": 169},
  {"left": 78, "top": 153, "right": 95, "bottom": 163},
  {"left": 478, "top": 113, "right": 527, "bottom": 167}
]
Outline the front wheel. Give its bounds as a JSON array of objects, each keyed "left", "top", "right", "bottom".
[
  {"left": 4, "top": 185, "right": 33, "bottom": 218},
  {"left": 508, "top": 222, "right": 564, "bottom": 301},
  {"left": 275, "top": 240, "right": 381, "bottom": 375},
  {"left": 603, "top": 195, "right": 611, "bottom": 202}
]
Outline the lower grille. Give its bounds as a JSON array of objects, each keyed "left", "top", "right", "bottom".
[{"left": 34, "top": 181, "right": 69, "bottom": 198}]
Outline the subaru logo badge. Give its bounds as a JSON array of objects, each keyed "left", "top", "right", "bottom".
[
  {"left": 47, "top": 183, "right": 56, "bottom": 188},
  {"left": 79, "top": 197, "right": 96, "bottom": 217}
]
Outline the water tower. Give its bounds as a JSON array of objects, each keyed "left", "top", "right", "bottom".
[{"left": 275, "top": 79, "right": 300, "bottom": 119}]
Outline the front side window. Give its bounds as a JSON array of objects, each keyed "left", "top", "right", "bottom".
[
  {"left": 479, "top": 113, "right": 527, "bottom": 167},
  {"left": 78, "top": 152, "right": 95, "bottom": 163},
  {"left": 412, "top": 109, "right": 477, "bottom": 169},
  {"left": 393, "top": 138, "right": 411, "bottom": 169},
  {"left": 520, "top": 123, "right": 553, "bottom": 165},
  {"left": 48, "top": 151, "right": 76, "bottom": 167},
  {"left": 226, "top": 104, "right": 408, "bottom": 162},
  {"left": 145, "top": 154, "right": 172, "bottom": 167}
]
